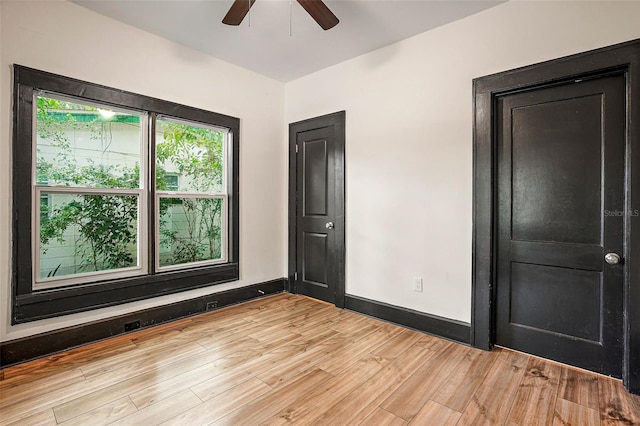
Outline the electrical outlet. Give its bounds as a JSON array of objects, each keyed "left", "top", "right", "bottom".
[
  {"left": 124, "top": 320, "right": 141, "bottom": 332},
  {"left": 206, "top": 301, "right": 218, "bottom": 310},
  {"left": 412, "top": 277, "right": 423, "bottom": 292}
]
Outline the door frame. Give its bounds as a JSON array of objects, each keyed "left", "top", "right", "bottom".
[
  {"left": 471, "top": 39, "right": 640, "bottom": 394},
  {"left": 288, "top": 111, "right": 346, "bottom": 307}
]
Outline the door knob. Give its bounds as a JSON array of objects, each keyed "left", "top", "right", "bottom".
[
  {"left": 605, "top": 253, "right": 621, "bottom": 265},
  {"left": 325, "top": 222, "right": 334, "bottom": 230}
]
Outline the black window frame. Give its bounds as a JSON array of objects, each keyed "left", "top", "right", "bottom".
[{"left": 11, "top": 65, "right": 240, "bottom": 324}]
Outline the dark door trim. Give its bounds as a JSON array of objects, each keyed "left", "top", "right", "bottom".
[
  {"left": 288, "top": 111, "right": 346, "bottom": 307},
  {"left": 472, "top": 39, "right": 640, "bottom": 394}
]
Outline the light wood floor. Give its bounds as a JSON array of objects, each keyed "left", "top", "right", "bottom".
[{"left": 1, "top": 293, "right": 639, "bottom": 426}]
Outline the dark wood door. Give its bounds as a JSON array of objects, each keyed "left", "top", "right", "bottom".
[
  {"left": 290, "top": 112, "right": 345, "bottom": 305},
  {"left": 496, "top": 74, "right": 626, "bottom": 377}
]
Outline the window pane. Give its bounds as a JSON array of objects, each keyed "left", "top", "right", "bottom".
[
  {"left": 156, "top": 119, "right": 225, "bottom": 193},
  {"left": 36, "top": 95, "right": 142, "bottom": 189},
  {"left": 39, "top": 193, "right": 139, "bottom": 279},
  {"left": 159, "top": 197, "right": 223, "bottom": 267}
]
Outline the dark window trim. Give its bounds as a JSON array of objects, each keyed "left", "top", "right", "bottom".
[
  {"left": 11, "top": 65, "right": 240, "bottom": 324},
  {"left": 471, "top": 39, "right": 640, "bottom": 394}
]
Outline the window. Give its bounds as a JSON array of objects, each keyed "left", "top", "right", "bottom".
[
  {"left": 35, "top": 95, "right": 146, "bottom": 288},
  {"left": 12, "top": 66, "right": 239, "bottom": 323},
  {"left": 155, "top": 118, "right": 227, "bottom": 270},
  {"left": 164, "top": 174, "right": 179, "bottom": 191}
]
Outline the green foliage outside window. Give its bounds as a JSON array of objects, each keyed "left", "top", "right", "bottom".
[
  {"left": 37, "top": 97, "right": 225, "bottom": 280},
  {"left": 156, "top": 120, "right": 225, "bottom": 267}
]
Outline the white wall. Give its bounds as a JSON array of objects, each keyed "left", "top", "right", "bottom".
[
  {"left": 0, "top": 0, "right": 286, "bottom": 341},
  {"left": 285, "top": 0, "right": 640, "bottom": 323}
]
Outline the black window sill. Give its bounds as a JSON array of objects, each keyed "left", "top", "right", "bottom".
[{"left": 12, "top": 263, "right": 239, "bottom": 324}]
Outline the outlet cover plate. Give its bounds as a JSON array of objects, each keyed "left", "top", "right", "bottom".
[{"left": 413, "top": 277, "right": 423, "bottom": 292}]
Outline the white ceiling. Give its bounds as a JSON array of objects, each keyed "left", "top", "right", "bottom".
[{"left": 74, "top": 0, "right": 504, "bottom": 82}]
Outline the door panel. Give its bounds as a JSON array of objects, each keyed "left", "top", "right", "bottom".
[
  {"left": 511, "top": 95, "right": 603, "bottom": 244},
  {"left": 302, "top": 232, "right": 328, "bottom": 287},
  {"left": 303, "top": 139, "right": 329, "bottom": 216},
  {"left": 509, "top": 262, "right": 601, "bottom": 341},
  {"left": 496, "top": 74, "right": 625, "bottom": 377},
  {"left": 295, "top": 126, "right": 339, "bottom": 304}
]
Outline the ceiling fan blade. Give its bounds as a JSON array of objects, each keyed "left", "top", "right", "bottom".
[
  {"left": 296, "top": 0, "right": 339, "bottom": 30},
  {"left": 222, "top": 0, "right": 257, "bottom": 26}
]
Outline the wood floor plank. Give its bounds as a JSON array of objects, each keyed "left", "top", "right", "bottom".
[
  {"left": 339, "top": 322, "right": 384, "bottom": 342},
  {"left": 210, "top": 369, "right": 333, "bottom": 426},
  {"left": 0, "top": 365, "right": 85, "bottom": 395},
  {"left": 243, "top": 298, "right": 322, "bottom": 325},
  {"left": 132, "top": 317, "right": 247, "bottom": 350},
  {"left": 371, "top": 328, "right": 424, "bottom": 360},
  {"left": 243, "top": 305, "right": 336, "bottom": 340},
  {"left": 111, "top": 390, "right": 202, "bottom": 426},
  {"left": 460, "top": 383, "right": 519, "bottom": 426},
  {"left": 284, "top": 306, "right": 338, "bottom": 330},
  {"left": 0, "top": 337, "right": 136, "bottom": 386},
  {"left": 248, "top": 324, "right": 304, "bottom": 344},
  {"left": 457, "top": 350, "right": 530, "bottom": 426},
  {"left": 0, "top": 367, "right": 86, "bottom": 408},
  {"left": 257, "top": 332, "right": 352, "bottom": 387},
  {"left": 360, "top": 407, "right": 408, "bottom": 426},
  {"left": 313, "top": 345, "right": 433, "bottom": 425},
  {"left": 558, "top": 367, "right": 600, "bottom": 411},
  {"left": 195, "top": 325, "right": 271, "bottom": 350},
  {"left": 127, "top": 319, "right": 196, "bottom": 348},
  {"left": 507, "top": 357, "right": 562, "bottom": 426},
  {"left": 598, "top": 376, "right": 640, "bottom": 425},
  {"left": 189, "top": 353, "right": 288, "bottom": 402},
  {"left": 324, "top": 312, "right": 370, "bottom": 334},
  {"left": 189, "top": 331, "right": 339, "bottom": 403},
  {"left": 481, "top": 350, "right": 530, "bottom": 391},
  {"left": 315, "top": 323, "right": 402, "bottom": 375},
  {"left": 329, "top": 309, "right": 383, "bottom": 326},
  {"left": 50, "top": 344, "right": 211, "bottom": 423},
  {"left": 92, "top": 336, "right": 253, "bottom": 396},
  {"left": 408, "top": 400, "right": 462, "bottom": 426},
  {"left": 431, "top": 346, "right": 499, "bottom": 412},
  {"left": 553, "top": 397, "right": 600, "bottom": 426},
  {"left": 380, "top": 342, "right": 468, "bottom": 421},
  {"left": 1, "top": 352, "right": 168, "bottom": 425},
  {"left": 1, "top": 408, "right": 57, "bottom": 426},
  {"left": 128, "top": 352, "right": 255, "bottom": 409},
  {"left": 201, "top": 310, "right": 303, "bottom": 344},
  {"left": 160, "top": 378, "right": 271, "bottom": 426},
  {"left": 285, "top": 306, "right": 353, "bottom": 336},
  {"left": 80, "top": 339, "right": 206, "bottom": 379},
  {"left": 413, "top": 333, "right": 453, "bottom": 352},
  {"left": 264, "top": 355, "right": 390, "bottom": 425},
  {"left": 56, "top": 396, "right": 137, "bottom": 426}
]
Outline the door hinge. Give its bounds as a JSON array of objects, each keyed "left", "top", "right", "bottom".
[
  {"left": 294, "top": 272, "right": 298, "bottom": 281},
  {"left": 295, "top": 144, "right": 299, "bottom": 153}
]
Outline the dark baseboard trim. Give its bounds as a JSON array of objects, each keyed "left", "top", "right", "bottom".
[
  {"left": 344, "top": 295, "right": 471, "bottom": 344},
  {"left": 0, "top": 279, "right": 285, "bottom": 368}
]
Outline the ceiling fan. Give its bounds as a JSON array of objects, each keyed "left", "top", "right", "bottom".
[{"left": 222, "top": 0, "right": 339, "bottom": 30}]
